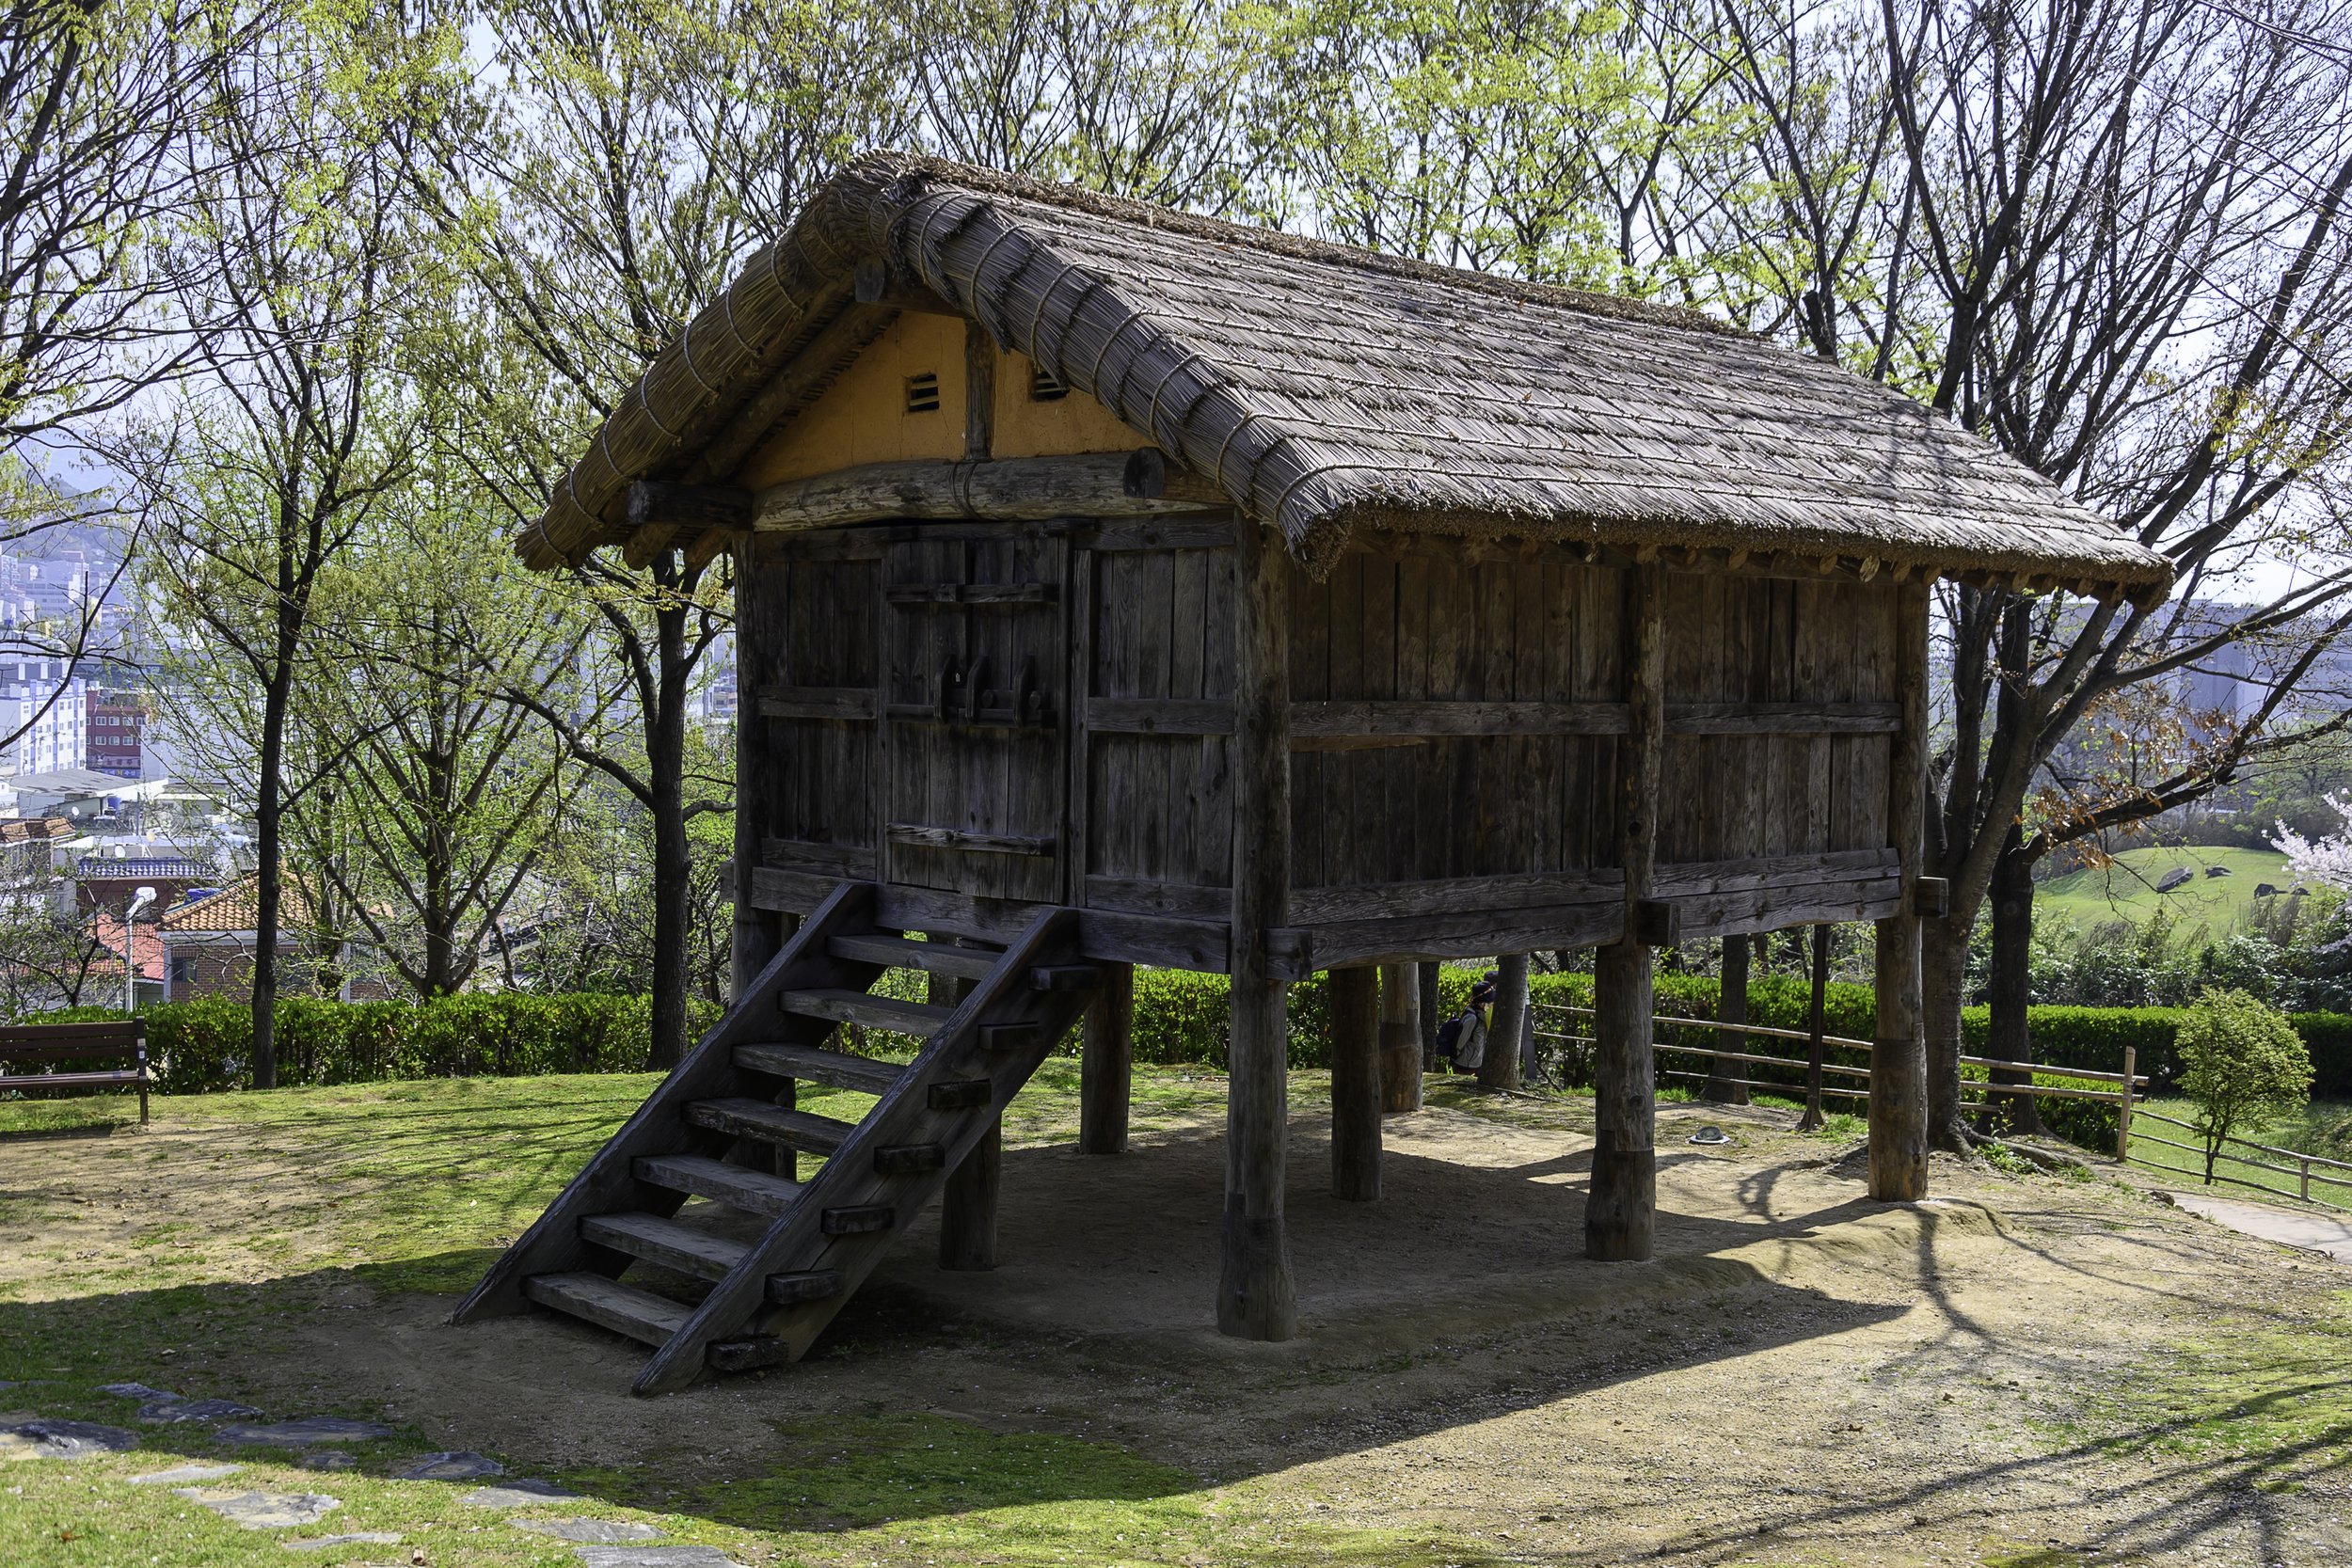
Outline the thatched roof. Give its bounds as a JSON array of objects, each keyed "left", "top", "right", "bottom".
[{"left": 520, "top": 152, "right": 2172, "bottom": 596}]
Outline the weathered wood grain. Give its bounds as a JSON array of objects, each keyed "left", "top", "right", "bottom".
[
  {"left": 1870, "top": 580, "right": 1931, "bottom": 1201},
  {"left": 1220, "top": 514, "right": 1297, "bottom": 1340},
  {"left": 1080, "top": 962, "right": 1135, "bottom": 1155},
  {"left": 1329, "top": 966, "right": 1381, "bottom": 1199}
]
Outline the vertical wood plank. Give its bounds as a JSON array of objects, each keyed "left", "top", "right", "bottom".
[
  {"left": 1589, "top": 563, "right": 1663, "bottom": 1263},
  {"left": 1870, "top": 579, "right": 1931, "bottom": 1201},
  {"left": 1378, "top": 961, "right": 1423, "bottom": 1112},
  {"left": 1328, "top": 965, "right": 1381, "bottom": 1200},
  {"left": 1219, "top": 519, "right": 1297, "bottom": 1340}
]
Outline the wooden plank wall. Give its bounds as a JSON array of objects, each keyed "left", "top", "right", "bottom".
[
  {"left": 765, "top": 544, "right": 882, "bottom": 875},
  {"left": 1287, "top": 547, "right": 1624, "bottom": 888},
  {"left": 1656, "top": 573, "right": 1896, "bottom": 863},
  {"left": 1078, "top": 536, "right": 1237, "bottom": 918}
]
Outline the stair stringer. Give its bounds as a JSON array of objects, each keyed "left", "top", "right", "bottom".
[
  {"left": 630, "top": 908, "right": 1095, "bottom": 1395},
  {"left": 449, "top": 881, "right": 882, "bottom": 1324}
]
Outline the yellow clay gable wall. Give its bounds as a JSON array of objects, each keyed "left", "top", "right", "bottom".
[{"left": 739, "top": 311, "right": 1144, "bottom": 489}]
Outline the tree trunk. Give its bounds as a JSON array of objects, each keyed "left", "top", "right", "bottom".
[
  {"left": 251, "top": 668, "right": 290, "bottom": 1091},
  {"left": 1799, "top": 924, "right": 1829, "bottom": 1132},
  {"left": 1922, "top": 911, "right": 1972, "bottom": 1152},
  {"left": 1706, "top": 935, "right": 1750, "bottom": 1104},
  {"left": 1479, "top": 952, "right": 1529, "bottom": 1092},
  {"left": 1981, "top": 828, "right": 2045, "bottom": 1136}
]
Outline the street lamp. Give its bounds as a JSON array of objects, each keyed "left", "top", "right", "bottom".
[{"left": 124, "top": 885, "right": 156, "bottom": 1015}]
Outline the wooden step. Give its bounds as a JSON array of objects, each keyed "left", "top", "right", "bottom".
[
  {"left": 580, "top": 1212, "right": 749, "bottom": 1281},
  {"left": 826, "top": 931, "right": 1002, "bottom": 982},
  {"left": 779, "top": 989, "right": 957, "bottom": 1037},
  {"left": 686, "top": 1098, "right": 858, "bottom": 1154},
  {"left": 523, "top": 1272, "right": 689, "bottom": 1346},
  {"left": 735, "top": 1042, "right": 903, "bottom": 1096},
  {"left": 926, "top": 1078, "right": 993, "bottom": 1111},
  {"left": 822, "top": 1204, "right": 895, "bottom": 1235},
  {"left": 633, "top": 1153, "right": 803, "bottom": 1218}
]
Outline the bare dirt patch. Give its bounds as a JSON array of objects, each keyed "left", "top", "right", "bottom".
[{"left": 7, "top": 1076, "right": 2351, "bottom": 1566}]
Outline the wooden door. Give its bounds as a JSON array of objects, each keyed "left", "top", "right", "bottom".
[{"left": 882, "top": 529, "right": 1069, "bottom": 903}]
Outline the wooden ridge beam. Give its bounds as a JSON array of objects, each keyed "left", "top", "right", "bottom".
[{"left": 753, "top": 451, "right": 1228, "bottom": 532}]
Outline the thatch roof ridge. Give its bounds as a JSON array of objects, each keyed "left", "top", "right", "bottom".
[{"left": 518, "top": 150, "right": 2173, "bottom": 600}]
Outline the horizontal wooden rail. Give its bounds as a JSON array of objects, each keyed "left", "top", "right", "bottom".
[{"left": 1661, "top": 1069, "right": 1868, "bottom": 1102}]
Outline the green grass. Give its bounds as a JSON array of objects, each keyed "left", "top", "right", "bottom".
[
  {"left": 2037, "top": 844, "right": 2296, "bottom": 929},
  {"left": 0, "top": 1067, "right": 1494, "bottom": 1568},
  {"left": 2126, "top": 1097, "right": 2352, "bottom": 1209}
]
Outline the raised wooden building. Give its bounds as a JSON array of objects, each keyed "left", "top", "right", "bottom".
[{"left": 457, "top": 154, "right": 2172, "bottom": 1392}]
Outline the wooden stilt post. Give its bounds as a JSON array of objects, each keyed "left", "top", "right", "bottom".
[
  {"left": 1329, "top": 966, "right": 1381, "bottom": 1200},
  {"left": 1080, "top": 961, "right": 1135, "bottom": 1155},
  {"left": 1378, "top": 963, "right": 1422, "bottom": 1110},
  {"left": 1218, "top": 518, "right": 1297, "bottom": 1340},
  {"left": 939, "top": 1118, "right": 1001, "bottom": 1272},
  {"left": 933, "top": 957, "right": 997, "bottom": 1269},
  {"left": 1589, "top": 564, "right": 1665, "bottom": 1263},
  {"left": 1417, "top": 961, "right": 1440, "bottom": 1066},
  {"left": 1868, "top": 580, "right": 1931, "bottom": 1201},
  {"left": 1705, "top": 935, "right": 1750, "bottom": 1104},
  {"left": 1479, "top": 953, "right": 1529, "bottom": 1092}
]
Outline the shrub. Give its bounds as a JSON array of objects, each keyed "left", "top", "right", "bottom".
[
  {"left": 2178, "top": 988, "right": 2313, "bottom": 1182},
  {"left": 15, "top": 992, "right": 720, "bottom": 1094}
]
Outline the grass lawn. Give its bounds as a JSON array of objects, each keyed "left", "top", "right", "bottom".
[
  {"left": 2125, "top": 1096, "right": 2352, "bottom": 1210},
  {"left": 0, "top": 1064, "right": 1477, "bottom": 1568},
  {"left": 2037, "top": 844, "right": 2296, "bottom": 930}
]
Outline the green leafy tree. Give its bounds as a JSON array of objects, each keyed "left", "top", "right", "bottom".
[{"left": 2179, "top": 988, "right": 2313, "bottom": 1183}]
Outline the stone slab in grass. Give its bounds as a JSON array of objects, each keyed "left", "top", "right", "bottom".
[
  {"left": 397, "top": 1450, "right": 503, "bottom": 1481},
  {"left": 215, "top": 1418, "right": 394, "bottom": 1447},
  {"left": 100, "top": 1383, "right": 179, "bottom": 1402},
  {"left": 464, "top": 1479, "right": 580, "bottom": 1508},
  {"left": 295, "top": 1449, "right": 355, "bottom": 1471},
  {"left": 2, "top": 1419, "right": 139, "bottom": 1459},
  {"left": 130, "top": 1463, "right": 245, "bottom": 1486},
  {"left": 141, "top": 1397, "right": 263, "bottom": 1424},
  {"left": 575, "top": 1547, "right": 746, "bottom": 1568},
  {"left": 175, "top": 1487, "right": 342, "bottom": 1528},
  {"left": 513, "top": 1517, "right": 665, "bottom": 1544},
  {"left": 282, "top": 1533, "right": 401, "bottom": 1551}
]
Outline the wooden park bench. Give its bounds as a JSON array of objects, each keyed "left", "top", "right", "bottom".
[{"left": 0, "top": 1020, "right": 151, "bottom": 1124}]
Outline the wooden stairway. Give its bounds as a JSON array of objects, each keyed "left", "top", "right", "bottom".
[{"left": 449, "top": 882, "right": 1100, "bottom": 1394}]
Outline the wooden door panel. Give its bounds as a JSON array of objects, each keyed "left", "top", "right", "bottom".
[{"left": 882, "top": 532, "right": 1067, "bottom": 903}]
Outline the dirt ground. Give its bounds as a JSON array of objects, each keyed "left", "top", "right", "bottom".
[{"left": 8, "top": 1082, "right": 2352, "bottom": 1567}]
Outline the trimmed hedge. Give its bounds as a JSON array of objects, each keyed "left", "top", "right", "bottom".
[
  {"left": 21, "top": 970, "right": 2351, "bottom": 1148},
  {"left": 16, "top": 994, "right": 720, "bottom": 1094}
]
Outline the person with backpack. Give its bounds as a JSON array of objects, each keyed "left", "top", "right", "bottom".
[{"left": 1436, "top": 971, "right": 1499, "bottom": 1073}]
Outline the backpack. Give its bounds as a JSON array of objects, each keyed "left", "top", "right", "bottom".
[{"left": 1436, "top": 1012, "right": 1466, "bottom": 1058}]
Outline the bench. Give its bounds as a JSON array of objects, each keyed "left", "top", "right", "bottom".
[{"left": 0, "top": 1020, "right": 151, "bottom": 1124}]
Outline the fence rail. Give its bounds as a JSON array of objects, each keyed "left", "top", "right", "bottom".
[
  {"left": 1530, "top": 1001, "right": 2146, "bottom": 1157},
  {"left": 2125, "top": 1107, "right": 2352, "bottom": 1204}
]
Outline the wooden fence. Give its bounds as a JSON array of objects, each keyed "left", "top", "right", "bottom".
[
  {"left": 2122, "top": 1108, "right": 2352, "bottom": 1206},
  {"left": 1529, "top": 1002, "right": 2147, "bottom": 1158}
]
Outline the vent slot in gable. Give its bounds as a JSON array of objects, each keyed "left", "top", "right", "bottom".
[{"left": 905, "top": 372, "right": 941, "bottom": 414}]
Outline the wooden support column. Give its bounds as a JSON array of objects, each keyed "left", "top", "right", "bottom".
[
  {"left": 1588, "top": 565, "right": 1665, "bottom": 1263},
  {"left": 1869, "top": 580, "right": 1931, "bottom": 1201},
  {"left": 1705, "top": 935, "right": 1751, "bottom": 1104},
  {"left": 1080, "top": 961, "right": 1135, "bottom": 1155},
  {"left": 1217, "top": 519, "right": 1297, "bottom": 1340},
  {"left": 1377, "top": 963, "right": 1422, "bottom": 1111},
  {"left": 1417, "top": 962, "right": 1441, "bottom": 1064},
  {"left": 1479, "top": 953, "right": 1530, "bottom": 1092},
  {"left": 1329, "top": 966, "right": 1381, "bottom": 1200},
  {"left": 933, "top": 958, "right": 997, "bottom": 1269}
]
